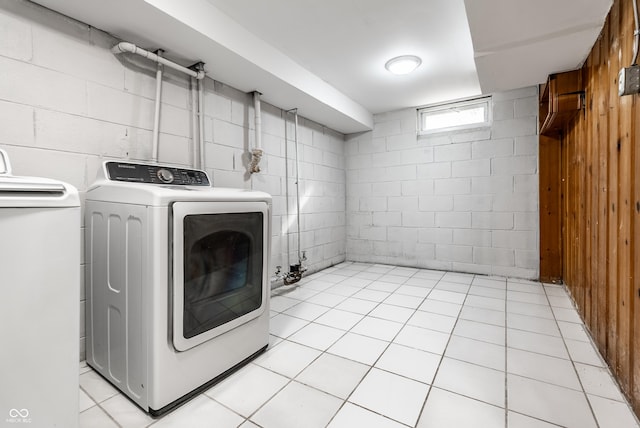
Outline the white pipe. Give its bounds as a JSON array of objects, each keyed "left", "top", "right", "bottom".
[
  {"left": 249, "top": 91, "right": 263, "bottom": 173},
  {"left": 293, "top": 109, "right": 302, "bottom": 263},
  {"left": 191, "top": 77, "right": 199, "bottom": 168},
  {"left": 151, "top": 51, "right": 164, "bottom": 163},
  {"left": 281, "top": 108, "right": 306, "bottom": 285},
  {"left": 198, "top": 77, "right": 206, "bottom": 169},
  {"left": 111, "top": 42, "right": 205, "bottom": 79},
  {"left": 292, "top": 109, "right": 302, "bottom": 263},
  {"left": 112, "top": 42, "right": 207, "bottom": 166},
  {"left": 254, "top": 91, "right": 262, "bottom": 151}
]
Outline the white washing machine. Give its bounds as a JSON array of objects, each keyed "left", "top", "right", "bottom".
[
  {"left": 84, "top": 161, "right": 271, "bottom": 415},
  {"left": 0, "top": 149, "right": 80, "bottom": 428}
]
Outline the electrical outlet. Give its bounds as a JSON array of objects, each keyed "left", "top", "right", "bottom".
[{"left": 619, "top": 65, "right": 640, "bottom": 96}]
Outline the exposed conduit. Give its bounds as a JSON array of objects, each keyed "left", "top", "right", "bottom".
[
  {"left": 249, "top": 91, "right": 263, "bottom": 173},
  {"left": 190, "top": 77, "right": 199, "bottom": 168},
  {"left": 111, "top": 42, "right": 206, "bottom": 79},
  {"left": 111, "top": 42, "right": 206, "bottom": 166},
  {"left": 198, "top": 74, "right": 206, "bottom": 169},
  {"left": 151, "top": 50, "right": 164, "bottom": 163},
  {"left": 282, "top": 108, "right": 306, "bottom": 286},
  {"left": 291, "top": 109, "right": 302, "bottom": 266},
  {"left": 188, "top": 62, "right": 206, "bottom": 169}
]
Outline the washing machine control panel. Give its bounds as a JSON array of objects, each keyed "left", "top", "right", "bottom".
[{"left": 105, "top": 162, "right": 210, "bottom": 186}]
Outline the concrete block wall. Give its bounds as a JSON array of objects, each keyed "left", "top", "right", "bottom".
[
  {"left": 346, "top": 87, "right": 540, "bottom": 279},
  {"left": 0, "top": 0, "right": 345, "bottom": 360}
]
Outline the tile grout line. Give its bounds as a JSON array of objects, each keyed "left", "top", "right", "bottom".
[
  {"left": 542, "top": 281, "right": 602, "bottom": 428},
  {"left": 504, "top": 277, "right": 509, "bottom": 428},
  {"left": 78, "top": 375, "right": 132, "bottom": 428},
  {"left": 412, "top": 273, "right": 476, "bottom": 427},
  {"left": 504, "top": 278, "right": 599, "bottom": 426},
  {"left": 255, "top": 273, "right": 626, "bottom": 427},
  {"left": 255, "top": 264, "right": 413, "bottom": 427},
  {"left": 81, "top": 262, "right": 639, "bottom": 428},
  {"left": 321, "top": 268, "right": 444, "bottom": 428}
]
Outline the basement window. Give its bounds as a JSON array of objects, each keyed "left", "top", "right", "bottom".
[{"left": 418, "top": 96, "right": 492, "bottom": 135}]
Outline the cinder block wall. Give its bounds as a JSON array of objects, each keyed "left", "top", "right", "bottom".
[
  {"left": 345, "top": 88, "right": 540, "bottom": 279},
  {"left": 0, "top": 0, "right": 346, "bottom": 360}
]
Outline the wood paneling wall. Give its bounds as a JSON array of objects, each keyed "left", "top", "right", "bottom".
[
  {"left": 551, "top": 0, "right": 640, "bottom": 414},
  {"left": 539, "top": 135, "right": 563, "bottom": 282}
]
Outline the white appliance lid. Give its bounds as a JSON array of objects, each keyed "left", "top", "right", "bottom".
[
  {"left": 86, "top": 179, "right": 272, "bottom": 206},
  {"left": 0, "top": 176, "right": 80, "bottom": 208},
  {"left": 0, "top": 149, "right": 80, "bottom": 208}
]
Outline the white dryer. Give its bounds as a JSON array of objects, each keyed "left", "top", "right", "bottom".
[
  {"left": 0, "top": 148, "right": 80, "bottom": 428},
  {"left": 84, "top": 161, "right": 271, "bottom": 415}
]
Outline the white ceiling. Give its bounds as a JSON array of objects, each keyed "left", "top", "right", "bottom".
[
  {"left": 466, "top": 0, "right": 613, "bottom": 93},
  {"left": 32, "top": 0, "right": 612, "bottom": 134},
  {"left": 208, "top": 0, "right": 481, "bottom": 115}
]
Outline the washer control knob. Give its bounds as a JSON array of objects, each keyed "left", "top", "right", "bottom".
[{"left": 157, "top": 168, "right": 174, "bottom": 183}]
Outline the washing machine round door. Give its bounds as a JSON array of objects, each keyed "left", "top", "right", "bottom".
[{"left": 171, "top": 200, "right": 269, "bottom": 351}]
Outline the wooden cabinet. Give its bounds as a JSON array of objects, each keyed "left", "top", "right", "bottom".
[{"left": 539, "top": 70, "right": 584, "bottom": 135}]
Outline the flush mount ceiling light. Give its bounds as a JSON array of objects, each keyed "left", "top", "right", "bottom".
[{"left": 385, "top": 55, "right": 422, "bottom": 75}]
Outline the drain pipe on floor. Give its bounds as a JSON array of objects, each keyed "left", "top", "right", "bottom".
[{"left": 249, "top": 91, "right": 263, "bottom": 173}]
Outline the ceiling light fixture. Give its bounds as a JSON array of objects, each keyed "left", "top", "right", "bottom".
[{"left": 385, "top": 55, "right": 422, "bottom": 75}]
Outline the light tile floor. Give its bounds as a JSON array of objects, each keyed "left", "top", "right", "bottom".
[{"left": 79, "top": 262, "right": 640, "bottom": 428}]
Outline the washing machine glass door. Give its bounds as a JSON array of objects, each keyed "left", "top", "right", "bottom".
[{"left": 172, "top": 201, "right": 269, "bottom": 351}]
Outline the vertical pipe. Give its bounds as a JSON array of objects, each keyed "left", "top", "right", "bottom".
[
  {"left": 254, "top": 91, "right": 262, "bottom": 152},
  {"left": 151, "top": 50, "right": 164, "bottom": 163},
  {"left": 284, "top": 113, "right": 292, "bottom": 268},
  {"left": 249, "top": 91, "right": 263, "bottom": 173},
  {"left": 198, "top": 76, "right": 205, "bottom": 169},
  {"left": 110, "top": 43, "right": 207, "bottom": 166},
  {"left": 292, "top": 110, "right": 302, "bottom": 263},
  {"left": 190, "top": 77, "right": 199, "bottom": 168},
  {"left": 282, "top": 108, "right": 305, "bottom": 285}
]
